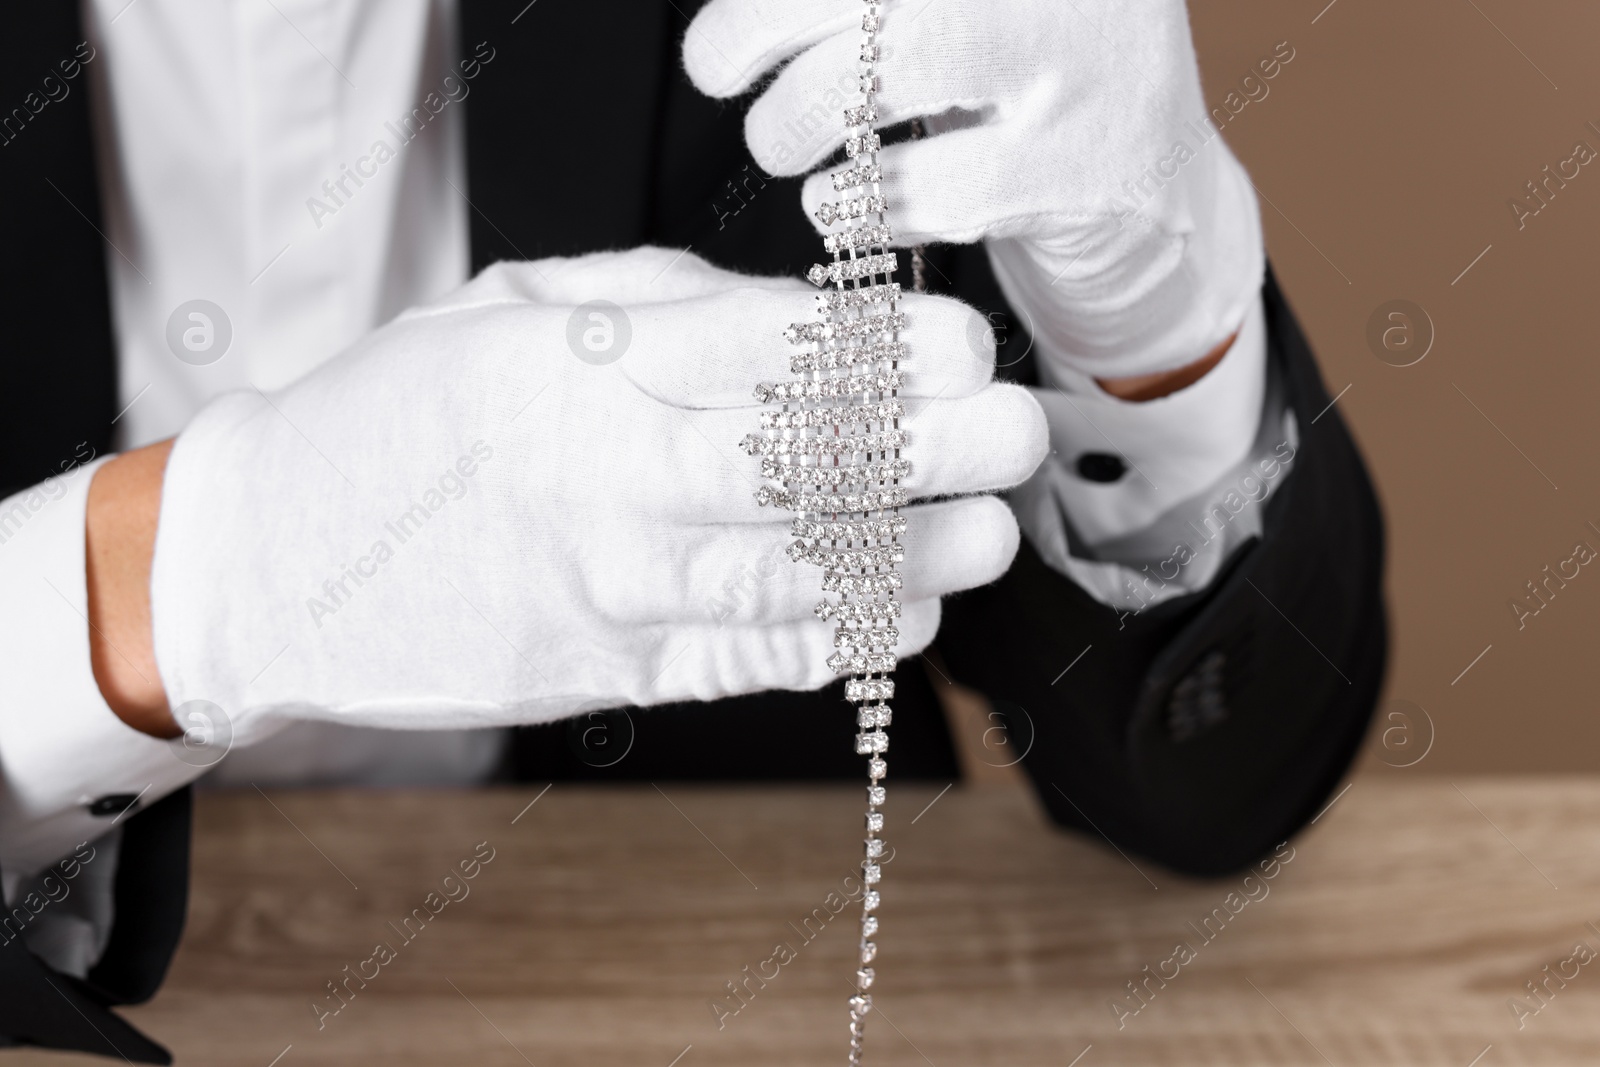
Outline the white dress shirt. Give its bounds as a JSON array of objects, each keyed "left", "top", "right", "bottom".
[{"left": 0, "top": 0, "right": 1276, "bottom": 911}]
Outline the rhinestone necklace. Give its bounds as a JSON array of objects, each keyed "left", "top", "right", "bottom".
[{"left": 740, "top": 3, "right": 909, "bottom": 1062}]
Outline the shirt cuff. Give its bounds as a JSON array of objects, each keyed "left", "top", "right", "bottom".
[
  {"left": 0, "top": 457, "right": 207, "bottom": 880},
  {"left": 1011, "top": 293, "right": 1296, "bottom": 609},
  {"left": 1030, "top": 293, "right": 1267, "bottom": 543}
]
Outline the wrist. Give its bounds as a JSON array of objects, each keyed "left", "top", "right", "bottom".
[
  {"left": 1095, "top": 330, "right": 1236, "bottom": 402},
  {"left": 86, "top": 440, "right": 178, "bottom": 738}
]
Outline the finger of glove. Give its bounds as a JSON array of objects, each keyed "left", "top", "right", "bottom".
[
  {"left": 450, "top": 247, "right": 800, "bottom": 315},
  {"left": 615, "top": 498, "right": 1002, "bottom": 624},
  {"left": 645, "top": 597, "right": 942, "bottom": 704},
  {"left": 623, "top": 289, "right": 999, "bottom": 410},
  {"left": 682, "top": 0, "right": 863, "bottom": 99},
  {"left": 663, "top": 381, "right": 1046, "bottom": 521},
  {"left": 743, "top": 10, "right": 1020, "bottom": 176}
]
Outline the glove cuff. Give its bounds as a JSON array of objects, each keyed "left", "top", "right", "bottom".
[
  {"left": 149, "top": 391, "right": 295, "bottom": 748},
  {"left": 987, "top": 138, "right": 1266, "bottom": 383}
]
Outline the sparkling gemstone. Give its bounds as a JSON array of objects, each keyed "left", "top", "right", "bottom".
[
  {"left": 838, "top": 626, "right": 892, "bottom": 652},
  {"left": 769, "top": 458, "right": 911, "bottom": 490},
  {"left": 800, "top": 254, "right": 902, "bottom": 294},
  {"left": 862, "top": 915, "right": 879, "bottom": 936},
  {"left": 858, "top": 967, "right": 876, "bottom": 989},
  {"left": 865, "top": 837, "right": 886, "bottom": 858},
  {"left": 849, "top": 993, "right": 873, "bottom": 1015},
  {"left": 838, "top": 653, "right": 895, "bottom": 677},
  {"left": 789, "top": 339, "right": 908, "bottom": 372},
  {"left": 825, "top": 193, "right": 890, "bottom": 227},
  {"left": 864, "top": 890, "right": 881, "bottom": 910},
  {"left": 843, "top": 104, "right": 878, "bottom": 126},
  {"left": 866, "top": 812, "right": 884, "bottom": 832},
  {"left": 824, "top": 223, "right": 893, "bottom": 255},
  {"left": 757, "top": 486, "right": 797, "bottom": 510},
  {"left": 867, "top": 786, "right": 886, "bottom": 806},
  {"left": 792, "top": 514, "right": 907, "bottom": 541},
  {"left": 800, "top": 545, "right": 907, "bottom": 572},
  {"left": 857, "top": 705, "right": 894, "bottom": 729},
  {"left": 822, "top": 573, "right": 904, "bottom": 597},
  {"left": 844, "top": 132, "right": 882, "bottom": 159},
  {"left": 860, "top": 941, "right": 878, "bottom": 964},
  {"left": 862, "top": 863, "right": 881, "bottom": 884},
  {"left": 854, "top": 730, "right": 889, "bottom": 754},
  {"left": 783, "top": 308, "right": 901, "bottom": 347},
  {"left": 830, "top": 163, "right": 883, "bottom": 192},
  {"left": 754, "top": 369, "right": 906, "bottom": 405},
  {"left": 815, "top": 281, "right": 897, "bottom": 314},
  {"left": 868, "top": 757, "right": 887, "bottom": 779},
  {"left": 787, "top": 320, "right": 828, "bottom": 344},
  {"left": 834, "top": 252, "right": 898, "bottom": 283},
  {"left": 744, "top": 428, "right": 909, "bottom": 460},
  {"left": 758, "top": 400, "right": 906, "bottom": 432},
  {"left": 845, "top": 678, "right": 896, "bottom": 702}
]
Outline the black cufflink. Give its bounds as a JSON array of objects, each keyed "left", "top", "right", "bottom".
[
  {"left": 1075, "top": 452, "right": 1127, "bottom": 483},
  {"left": 87, "top": 794, "right": 142, "bottom": 817}
]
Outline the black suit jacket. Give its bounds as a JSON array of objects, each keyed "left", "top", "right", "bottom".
[{"left": 0, "top": 1, "right": 1386, "bottom": 1060}]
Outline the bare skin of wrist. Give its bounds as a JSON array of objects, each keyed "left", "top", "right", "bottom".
[
  {"left": 75, "top": 335, "right": 1231, "bottom": 743},
  {"left": 1096, "top": 331, "right": 1236, "bottom": 402},
  {"left": 86, "top": 439, "right": 179, "bottom": 738}
]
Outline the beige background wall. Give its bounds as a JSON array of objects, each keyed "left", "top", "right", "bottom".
[{"left": 1186, "top": 1, "right": 1600, "bottom": 772}]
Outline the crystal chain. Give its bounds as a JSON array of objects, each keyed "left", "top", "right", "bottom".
[{"left": 741, "top": 2, "right": 903, "bottom": 1061}]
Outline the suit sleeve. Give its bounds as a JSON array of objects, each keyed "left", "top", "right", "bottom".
[
  {"left": 0, "top": 788, "right": 188, "bottom": 1063},
  {"left": 938, "top": 268, "right": 1386, "bottom": 876}
]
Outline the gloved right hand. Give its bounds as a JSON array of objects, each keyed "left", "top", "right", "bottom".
[{"left": 150, "top": 247, "right": 1047, "bottom": 745}]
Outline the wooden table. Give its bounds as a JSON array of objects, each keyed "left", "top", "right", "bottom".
[{"left": 20, "top": 777, "right": 1600, "bottom": 1066}]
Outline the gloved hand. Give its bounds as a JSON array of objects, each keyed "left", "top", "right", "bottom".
[
  {"left": 683, "top": 0, "right": 1265, "bottom": 383},
  {"left": 150, "top": 247, "right": 1046, "bottom": 744}
]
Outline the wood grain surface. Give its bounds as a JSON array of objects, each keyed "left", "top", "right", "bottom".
[{"left": 19, "top": 776, "right": 1600, "bottom": 1066}]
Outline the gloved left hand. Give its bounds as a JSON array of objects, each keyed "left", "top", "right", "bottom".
[{"left": 683, "top": 0, "right": 1265, "bottom": 385}]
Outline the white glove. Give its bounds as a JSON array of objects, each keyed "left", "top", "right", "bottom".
[
  {"left": 683, "top": 0, "right": 1265, "bottom": 382},
  {"left": 150, "top": 248, "right": 1046, "bottom": 745}
]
